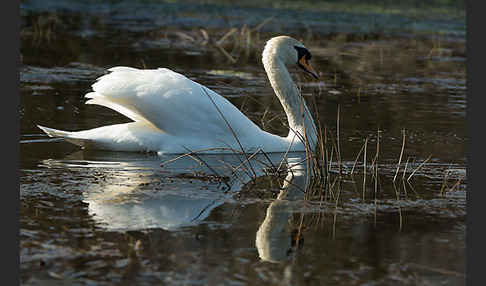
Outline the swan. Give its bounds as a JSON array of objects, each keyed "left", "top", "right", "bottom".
[{"left": 37, "top": 35, "right": 319, "bottom": 155}]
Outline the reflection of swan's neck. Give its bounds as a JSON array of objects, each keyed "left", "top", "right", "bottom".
[
  {"left": 262, "top": 49, "right": 318, "bottom": 150},
  {"left": 255, "top": 158, "right": 309, "bottom": 263}
]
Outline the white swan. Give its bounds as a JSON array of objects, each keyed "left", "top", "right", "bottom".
[{"left": 37, "top": 35, "right": 319, "bottom": 155}]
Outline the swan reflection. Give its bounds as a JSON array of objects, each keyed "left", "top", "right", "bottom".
[
  {"left": 42, "top": 150, "right": 308, "bottom": 232},
  {"left": 255, "top": 156, "right": 310, "bottom": 263}
]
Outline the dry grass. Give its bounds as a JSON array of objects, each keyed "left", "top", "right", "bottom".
[
  {"left": 21, "top": 12, "right": 62, "bottom": 45},
  {"left": 167, "top": 17, "right": 326, "bottom": 66},
  {"left": 169, "top": 17, "right": 275, "bottom": 64}
]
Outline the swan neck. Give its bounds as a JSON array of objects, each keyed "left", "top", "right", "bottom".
[{"left": 263, "top": 53, "right": 317, "bottom": 149}]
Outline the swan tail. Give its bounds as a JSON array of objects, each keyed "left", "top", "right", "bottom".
[
  {"left": 37, "top": 125, "right": 88, "bottom": 147},
  {"left": 37, "top": 122, "right": 168, "bottom": 152},
  {"left": 37, "top": 125, "right": 70, "bottom": 138}
]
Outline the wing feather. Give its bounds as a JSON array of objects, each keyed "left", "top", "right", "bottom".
[{"left": 86, "top": 67, "right": 261, "bottom": 137}]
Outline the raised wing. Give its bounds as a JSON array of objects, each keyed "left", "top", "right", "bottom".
[{"left": 85, "top": 67, "right": 262, "bottom": 138}]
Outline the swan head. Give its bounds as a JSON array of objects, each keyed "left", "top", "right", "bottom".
[{"left": 263, "top": 35, "right": 318, "bottom": 79}]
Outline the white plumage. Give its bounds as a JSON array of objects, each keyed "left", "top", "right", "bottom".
[{"left": 38, "top": 36, "right": 319, "bottom": 155}]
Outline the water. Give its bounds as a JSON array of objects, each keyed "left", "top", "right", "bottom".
[{"left": 20, "top": 1, "right": 466, "bottom": 285}]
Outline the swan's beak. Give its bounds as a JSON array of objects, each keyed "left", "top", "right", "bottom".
[{"left": 298, "top": 57, "right": 319, "bottom": 80}]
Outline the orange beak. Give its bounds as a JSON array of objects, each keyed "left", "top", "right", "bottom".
[{"left": 299, "top": 57, "right": 319, "bottom": 79}]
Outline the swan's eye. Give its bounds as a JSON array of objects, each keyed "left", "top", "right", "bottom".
[
  {"left": 294, "top": 46, "right": 310, "bottom": 62},
  {"left": 294, "top": 46, "right": 312, "bottom": 62}
]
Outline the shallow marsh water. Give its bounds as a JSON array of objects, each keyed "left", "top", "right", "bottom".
[{"left": 20, "top": 1, "right": 466, "bottom": 285}]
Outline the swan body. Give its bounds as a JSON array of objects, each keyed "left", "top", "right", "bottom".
[{"left": 38, "top": 36, "right": 319, "bottom": 155}]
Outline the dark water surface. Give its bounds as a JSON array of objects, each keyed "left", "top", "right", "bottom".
[{"left": 20, "top": 1, "right": 466, "bottom": 285}]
